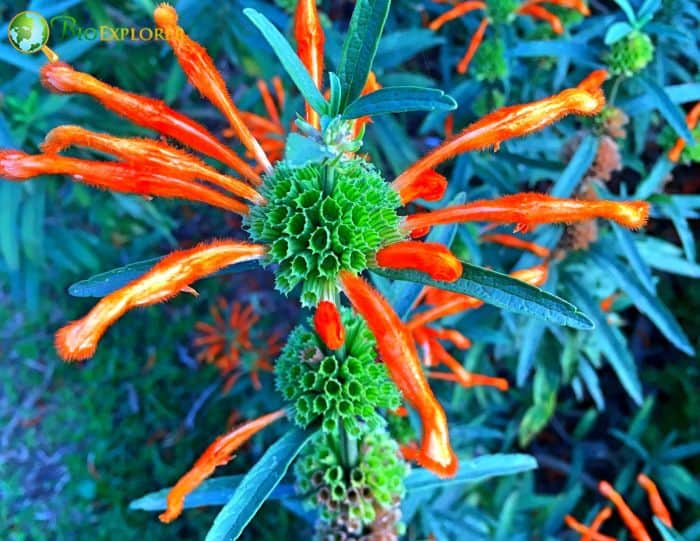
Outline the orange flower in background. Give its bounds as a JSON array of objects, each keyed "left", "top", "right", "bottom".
[
  {"left": 225, "top": 77, "right": 288, "bottom": 167},
  {"left": 668, "top": 101, "right": 700, "bottom": 162},
  {"left": 194, "top": 298, "right": 284, "bottom": 391},
  {"left": 428, "top": 0, "right": 589, "bottom": 73},
  {"left": 565, "top": 474, "right": 673, "bottom": 541}
]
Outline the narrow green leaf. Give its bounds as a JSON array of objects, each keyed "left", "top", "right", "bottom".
[
  {"left": 69, "top": 258, "right": 260, "bottom": 298},
  {"left": 338, "top": 0, "right": 391, "bottom": 108},
  {"left": 605, "top": 22, "right": 635, "bottom": 44},
  {"left": 551, "top": 135, "right": 598, "bottom": 198},
  {"left": 130, "top": 476, "right": 295, "bottom": 511},
  {"left": 611, "top": 224, "right": 655, "bottom": 293},
  {"left": 373, "top": 264, "right": 594, "bottom": 330},
  {"left": 342, "top": 86, "right": 456, "bottom": 119},
  {"left": 566, "top": 279, "right": 643, "bottom": 405},
  {"left": 639, "top": 77, "right": 696, "bottom": 143},
  {"left": 205, "top": 428, "right": 314, "bottom": 541},
  {"left": 654, "top": 518, "right": 687, "bottom": 541},
  {"left": 405, "top": 454, "right": 537, "bottom": 492},
  {"left": 244, "top": 9, "right": 327, "bottom": 114},
  {"left": 0, "top": 183, "right": 22, "bottom": 272},
  {"left": 590, "top": 249, "right": 694, "bottom": 355},
  {"left": 284, "top": 133, "right": 334, "bottom": 166},
  {"left": 612, "top": 0, "right": 639, "bottom": 23}
]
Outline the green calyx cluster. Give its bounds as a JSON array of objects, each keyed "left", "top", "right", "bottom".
[
  {"left": 472, "top": 38, "right": 509, "bottom": 82},
  {"left": 295, "top": 429, "right": 409, "bottom": 537},
  {"left": 486, "top": 0, "right": 518, "bottom": 24},
  {"left": 606, "top": 31, "right": 655, "bottom": 76},
  {"left": 245, "top": 158, "right": 403, "bottom": 307},
  {"left": 275, "top": 308, "right": 401, "bottom": 436}
]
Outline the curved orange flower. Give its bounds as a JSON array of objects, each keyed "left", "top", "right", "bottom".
[
  {"left": 295, "top": 0, "right": 324, "bottom": 129},
  {"left": 668, "top": 101, "right": 700, "bottom": 162},
  {"left": 195, "top": 298, "right": 283, "bottom": 390},
  {"left": 340, "top": 271, "right": 458, "bottom": 477},
  {"left": 428, "top": 0, "right": 589, "bottom": 73},
  {"left": 313, "top": 300, "right": 345, "bottom": 350},
  {"left": 159, "top": 409, "right": 286, "bottom": 523}
]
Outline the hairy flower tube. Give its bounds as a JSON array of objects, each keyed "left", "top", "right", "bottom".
[
  {"left": 565, "top": 474, "right": 674, "bottom": 541},
  {"left": 295, "top": 429, "right": 409, "bottom": 537},
  {"left": 276, "top": 308, "right": 400, "bottom": 436},
  {"left": 194, "top": 298, "right": 284, "bottom": 390},
  {"left": 0, "top": 0, "right": 654, "bottom": 513},
  {"left": 159, "top": 408, "right": 286, "bottom": 523},
  {"left": 428, "top": 0, "right": 589, "bottom": 73}
]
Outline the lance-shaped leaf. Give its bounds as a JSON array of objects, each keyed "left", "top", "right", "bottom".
[
  {"left": 639, "top": 76, "right": 695, "bottom": 143},
  {"left": 405, "top": 453, "right": 537, "bottom": 492},
  {"left": 654, "top": 518, "right": 688, "bottom": 541},
  {"left": 244, "top": 9, "right": 327, "bottom": 115},
  {"left": 373, "top": 263, "right": 594, "bottom": 330},
  {"left": 69, "top": 257, "right": 260, "bottom": 298},
  {"left": 566, "top": 278, "right": 643, "bottom": 405},
  {"left": 589, "top": 248, "right": 694, "bottom": 356},
  {"left": 130, "top": 476, "right": 296, "bottom": 512},
  {"left": 205, "top": 428, "right": 314, "bottom": 541},
  {"left": 342, "top": 86, "right": 457, "bottom": 119},
  {"left": 337, "top": 0, "right": 391, "bottom": 108}
]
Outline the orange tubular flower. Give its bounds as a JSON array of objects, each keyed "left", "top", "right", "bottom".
[
  {"left": 154, "top": 4, "right": 271, "bottom": 173},
  {"left": 598, "top": 481, "right": 652, "bottom": 541},
  {"left": 457, "top": 17, "right": 489, "bottom": 74},
  {"left": 428, "top": 1, "right": 486, "bottom": 31},
  {"left": 352, "top": 71, "right": 383, "bottom": 138},
  {"left": 40, "top": 62, "right": 259, "bottom": 183},
  {"left": 637, "top": 474, "right": 673, "bottom": 527},
  {"left": 375, "top": 241, "right": 463, "bottom": 282},
  {"left": 295, "top": 0, "right": 325, "bottom": 129},
  {"left": 481, "top": 233, "right": 551, "bottom": 257},
  {"left": 427, "top": 339, "right": 508, "bottom": 391},
  {"left": 55, "top": 241, "right": 266, "bottom": 361},
  {"left": 0, "top": 150, "right": 250, "bottom": 215},
  {"left": 517, "top": 3, "right": 564, "bottom": 34},
  {"left": 391, "top": 71, "right": 607, "bottom": 193},
  {"left": 313, "top": 300, "right": 346, "bottom": 350},
  {"left": 159, "top": 409, "right": 286, "bottom": 523},
  {"left": 339, "top": 271, "right": 458, "bottom": 477},
  {"left": 41, "top": 126, "right": 264, "bottom": 205},
  {"left": 564, "top": 512, "right": 616, "bottom": 541},
  {"left": 402, "top": 193, "right": 650, "bottom": 234},
  {"left": 527, "top": 0, "right": 590, "bottom": 16},
  {"left": 395, "top": 169, "right": 447, "bottom": 204},
  {"left": 668, "top": 102, "right": 700, "bottom": 162}
]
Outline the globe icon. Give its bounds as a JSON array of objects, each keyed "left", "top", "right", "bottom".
[{"left": 7, "top": 11, "right": 50, "bottom": 54}]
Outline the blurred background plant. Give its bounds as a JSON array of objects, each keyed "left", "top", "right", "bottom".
[{"left": 1, "top": 0, "right": 698, "bottom": 540}]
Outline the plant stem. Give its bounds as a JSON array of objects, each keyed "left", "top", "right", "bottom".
[{"left": 338, "top": 419, "right": 358, "bottom": 469}]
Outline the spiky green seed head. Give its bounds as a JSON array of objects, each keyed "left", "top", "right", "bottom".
[
  {"left": 245, "top": 158, "right": 403, "bottom": 307},
  {"left": 294, "top": 429, "right": 409, "bottom": 535},
  {"left": 486, "top": 0, "right": 518, "bottom": 24},
  {"left": 472, "top": 38, "right": 509, "bottom": 82},
  {"left": 275, "top": 308, "right": 401, "bottom": 435},
  {"left": 606, "top": 31, "right": 655, "bottom": 77}
]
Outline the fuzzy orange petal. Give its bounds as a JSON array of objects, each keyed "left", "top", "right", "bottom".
[
  {"left": 480, "top": 233, "right": 551, "bottom": 257},
  {"left": 55, "top": 241, "right": 266, "bottom": 361},
  {"left": 375, "top": 241, "right": 463, "bottom": 282},
  {"left": 340, "top": 271, "right": 458, "bottom": 477},
  {"left": 598, "top": 481, "right": 651, "bottom": 541},
  {"left": 391, "top": 71, "right": 607, "bottom": 192},
  {"left": 295, "top": 0, "right": 325, "bottom": 129},
  {"left": 402, "top": 193, "right": 649, "bottom": 233},
  {"left": 564, "top": 514, "right": 616, "bottom": 541},
  {"left": 457, "top": 17, "right": 489, "bottom": 74},
  {"left": 159, "top": 409, "right": 285, "bottom": 522},
  {"left": 637, "top": 474, "right": 673, "bottom": 527},
  {"left": 518, "top": 4, "right": 564, "bottom": 34},
  {"left": 41, "top": 126, "right": 264, "bottom": 204},
  {"left": 154, "top": 4, "right": 271, "bottom": 172},
  {"left": 428, "top": 1, "right": 486, "bottom": 30},
  {"left": 0, "top": 150, "right": 250, "bottom": 214},
  {"left": 313, "top": 300, "right": 346, "bottom": 350},
  {"left": 395, "top": 169, "right": 447, "bottom": 204},
  {"left": 40, "top": 61, "right": 259, "bottom": 182}
]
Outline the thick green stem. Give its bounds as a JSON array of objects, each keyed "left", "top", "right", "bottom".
[{"left": 338, "top": 419, "right": 359, "bottom": 469}]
